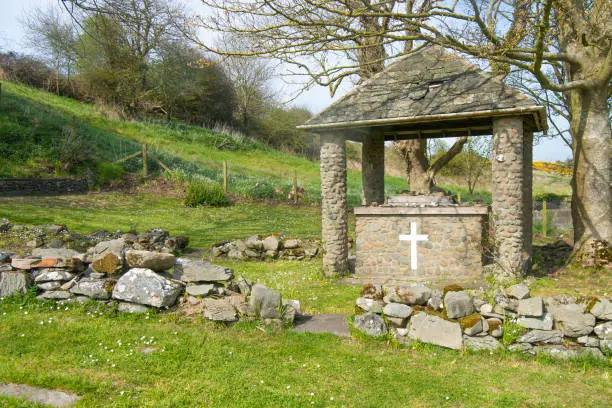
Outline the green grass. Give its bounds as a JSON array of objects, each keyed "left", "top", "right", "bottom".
[
  {"left": 0, "top": 193, "right": 324, "bottom": 249},
  {"left": 0, "top": 81, "right": 408, "bottom": 207},
  {"left": 0, "top": 295, "right": 610, "bottom": 408}
]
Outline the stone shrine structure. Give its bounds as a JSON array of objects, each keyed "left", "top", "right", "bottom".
[{"left": 298, "top": 46, "right": 548, "bottom": 279}]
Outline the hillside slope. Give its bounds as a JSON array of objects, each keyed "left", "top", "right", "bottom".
[{"left": 0, "top": 81, "right": 408, "bottom": 205}]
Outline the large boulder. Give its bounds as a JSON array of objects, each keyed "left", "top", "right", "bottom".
[
  {"left": 263, "top": 235, "right": 281, "bottom": 251},
  {"left": 384, "top": 285, "right": 431, "bottom": 306},
  {"left": 203, "top": 299, "right": 237, "bottom": 322},
  {"left": 249, "top": 284, "right": 282, "bottom": 319},
  {"left": 0, "top": 271, "right": 30, "bottom": 297},
  {"left": 173, "top": 259, "right": 234, "bottom": 282},
  {"left": 126, "top": 250, "right": 176, "bottom": 272},
  {"left": 354, "top": 312, "right": 388, "bottom": 337},
  {"left": 553, "top": 309, "right": 595, "bottom": 337},
  {"left": 112, "top": 268, "right": 183, "bottom": 308},
  {"left": 408, "top": 312, "right": 463, "bottom": 350},
  {"left": 70, "top": 278, "right": 113, "bottom": 300},
  {"left": 444, "top": 291, "right": 474, "bottom": 319},
  {"left": 590, "top": 299, "right": 612, "bottom": 321},
  {"left": 91, "top": 239, "right": 127, "bottom": 274}
]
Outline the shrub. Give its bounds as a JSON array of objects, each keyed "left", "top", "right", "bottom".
[
  {"left": 184, "top": 179, "right": 231, "bottom": 207},
  {"left": 92, "top": 161, "right": 124, "bottom": 187}
]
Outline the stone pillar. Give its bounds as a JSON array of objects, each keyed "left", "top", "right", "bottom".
[
  {"left": 361, "top": 132, "right": 385, "bottom": 206},
  {"left": 320, "top": 132, "right": 349, "bottom": 276},
  {"left": 491, "top": 117, "right": 530, "bottom": 276},
  {"left": 522, "top": 131, "right": 533, "bottom": 265}
]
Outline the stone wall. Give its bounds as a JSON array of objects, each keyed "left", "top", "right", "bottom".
[
  {"left": 354, "top": 207, "right": 488, "bottom": 283},
  {"left": 353, "top": 282, "right": 611, "bottom": 360},
  {"left": 0, "top": 178, "right": 88, "bottom": 196}
]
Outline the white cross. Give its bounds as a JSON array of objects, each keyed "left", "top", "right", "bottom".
[{"left": 399, "top": 222, "right": 429, "bottom": 271}]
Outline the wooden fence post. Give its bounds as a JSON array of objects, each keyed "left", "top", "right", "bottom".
[
  {"left": 457, "top": 191, "right": 462, "bottom": 203},
  {"left": 293, "top": 170, "right": 298, "bottom": 203},
  {"left": 142, "top": 144, "right": 148, "bottom": 177},
  {"left": 542, "top": 200, "right": 548, "bottom": 237},
  {"left": 223, "top": 160, "right": 228, "bottom": 194}
]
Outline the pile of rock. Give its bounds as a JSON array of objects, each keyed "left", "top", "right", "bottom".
[
  {"left": 353, "top": 282, "right": 611, "bottom": 359},
  {"left": 0, "top": 219, "right": 189, "bottom": 254},
  {"left": 212, "top": 235, "right": 320, "bottom": 261},
  {"left": 0, "top": 239, "right": 298, "bottom": 325}
]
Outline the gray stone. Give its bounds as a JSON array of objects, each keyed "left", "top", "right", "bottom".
[
  {"left": 0, "top": 264, "right": 12, "bottom": 273},
  {"left": 383, "top": 303, "right": 413, "bottom": 319},
  {"left": 354, "top": 312, "right": 388, "bottom": 337},
  {"left": 0, "top": 271, "right": 30, "bottom": 297},
  {"left": 600, "top": 339, "right": 612, "bottom": 353},
  {"left": 517, "top": 312, "right": 553, "bottom": 330},
  {"left": 504, "top": 283, "right": 530, "bottom": 300},
  {"left": 203, "top": 299, "right": 237, "bottom": 322},
  {"left": 356, "top": 297, "right": 384, "bottom": 313},
  {"left": 89, "top": 272, "right": 106, "bottom": 279},
  {"left": 518, "top": 296, "right": 543, "bottom": 317},
  {"left": 227, "top": 248, "right": 244, "bottom": 260},
  {"left": 91, "top": 238, "right": 127, "bottom": 274},
  {"left": 32, "top": 248, "right": 80, "bottom": 259},
  {"left": 263, "top": 235, "right": 281, "bottom": 251},
  {"left": 118, "top": 302, "right": 149, "bottom": 313},
  {"left": 236, "top": 275, "right": 252, "bottom": 296},
  {"left": 283, "top": 299, "right": 302, "bottom": 316},
  {"left": 293, "top": 314, "right": 350, "bottom": 337},
  {"left": 283, "top": 239, "right": 300, "bottom": 249},
  {"left": 463, "top": 335, "right": 501, "bottom": 351},
  {"left": 408, "top": 312, "right": 463, "bottom": 350},
  {"left": 173, "top": 259, "right": 234, "bottom": 282},
  {"left": 480, "top": 303, "right": 494, "bottom": 314},
  {"left": 38, "top": 281, "right": 63, "bottom": 291},
  {"left": 37, "top": 291, "right": 73, "bottom": 300},
  {"left": 244, "top": 249, "right": 261, "bottom": 259},
  {"left": 185, "top": 284, "right": 215, "bottom": 297},
  {"left": 125, "top": 250, "right": 176, "bottom": 272},
  {"left": 590, "top": 299, "right": 612, "bottom": 321},
  {"left": 577, "top": 336, "right": 600, "bottom": 347},
  {"left": 553, "top": 309, "right": 595, "bottom": 337},
  {"left": 112, "top": 268, "right": 183, "bottom": 308},
  {"left": 509, "top": 342, "right": 535, "bottom": 355},
  {"left": 444, "top": 291, "right": 474, "bottom": 319},
  {"left": 427, "top": 290, "right": 443, "bottom": 311},
  {"left": 384, "top": 285, "right": 431, "bottom": 306},
  {"left": 473, "top": 298, "right": 486, "bottom": 310},
  {"left": 0, "top": 252, "right": 15, "bottom": 263},
  {"left": 10, "top": 258, "right": 40, "bottom": 270},
  {"left": 593, "top": 321, "right": 612, "bottom": 340},
  {"left": 69, "top": 278, "right": 112, "bottom": 300},
  {"left": 386, "top": 316, "right": 408, "bottom": 328},
  {"left": 0, "top": 383, "right": 81, "bottom": 407},
  {"left": 517, "top": 330, "right": 563, "bottom": 344},
  {"left": 34, "top": 269, "right": 75, "bottom": 283},
  {"left": 245, "top": 235, "right": 264, "bottom": 250},
  {"left": 462, "top": 318, "right": 483, "bottom": 336},
  {"left": 249, "top": 284, "right": 282, "bottom": 319},
  {"left": 536, "top": 345, "right": 605, "bottom": 360}
]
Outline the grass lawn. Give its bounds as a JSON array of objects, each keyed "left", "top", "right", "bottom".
[{"left": 0, "top": 294, "right": 610, "bottom": 408}]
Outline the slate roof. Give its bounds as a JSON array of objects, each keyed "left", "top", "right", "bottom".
[{"left": 299, "top": 45, "right": 547, "bottom": 134}]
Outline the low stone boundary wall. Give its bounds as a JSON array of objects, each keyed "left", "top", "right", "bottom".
[
  {"left": 0, "top": 178, "right": 88, "bottom": 197},
  {"left": 353, "top": 283, "right": 611, "bottom": 360}
]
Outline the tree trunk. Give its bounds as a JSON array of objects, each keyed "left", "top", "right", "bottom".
[{"left": 570, "top": 86, "right": 612, "bottom": 266}]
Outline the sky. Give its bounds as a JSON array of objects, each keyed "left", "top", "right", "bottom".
[{"left": 0, "top": 0, "right": 572, "bottom": 162}]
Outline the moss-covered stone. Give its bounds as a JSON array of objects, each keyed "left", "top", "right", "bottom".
[
  {"left": 443, "top": 284, "right": 465, "bottom": 296},
  {"left": 459, "top": 313, "right": 481, "bottom": 330}
]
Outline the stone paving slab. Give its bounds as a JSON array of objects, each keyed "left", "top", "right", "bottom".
[
  {"left": 0, "top": 384, "right": 81, "bottom": 407},
  {"left": 293, "top": 314, "right": 350, "bottom": 337}
]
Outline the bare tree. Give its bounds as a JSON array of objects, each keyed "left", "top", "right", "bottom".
[{"left": 21, "top": 6, "right": 78, "bottom": 95}]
